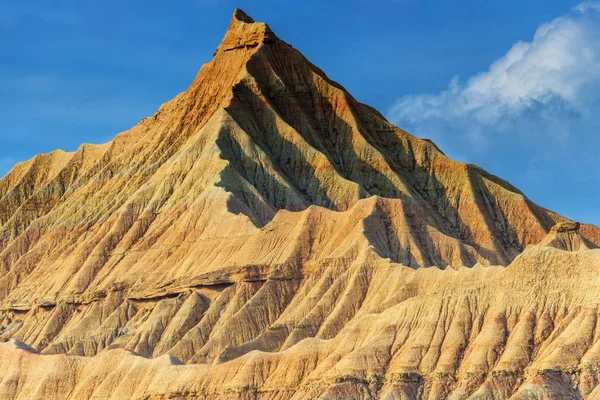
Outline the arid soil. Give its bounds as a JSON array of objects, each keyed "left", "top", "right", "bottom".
[{"left": 0, "top": 9, "right": 599, "bottom": 400}]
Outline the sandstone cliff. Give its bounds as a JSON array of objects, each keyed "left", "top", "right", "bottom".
[{"left": 0, "top": 9, "right": 599, "bottom": 400}]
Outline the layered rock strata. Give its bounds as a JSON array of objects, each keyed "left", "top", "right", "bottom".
[{"left": 0, "top": 9, "right": 599, "bottom": 400}]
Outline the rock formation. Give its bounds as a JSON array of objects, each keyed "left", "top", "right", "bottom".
[
  {"left": 0, "top": 9, "right": 599, "bottom": 399},
  {"left": 535, "top": 222, "right": 599, "bottom": 252}
]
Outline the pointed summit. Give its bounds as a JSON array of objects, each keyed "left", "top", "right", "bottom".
[
  {"left": 232, "top": 8, "right": 254, "bottom": 23},
  {"left": 216, "top": 9, "right": 276, "bottom": 53},
  {"left": 2, "top": 8, "right": 600, "bottom": 400}
]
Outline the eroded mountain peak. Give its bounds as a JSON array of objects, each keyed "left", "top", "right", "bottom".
[
  {"left": 216, "top": 8, "right": 276, "bottom": 53},
  {"left": 1, "top": 8, "right": 600, "bottom": 400},
  {"left": 232, "top": 8, "right": 255, "bottom": 24}
]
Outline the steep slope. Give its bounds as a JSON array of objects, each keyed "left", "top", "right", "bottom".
[{"left": 0, "top": 9, "right": 599, "bottom": 400}]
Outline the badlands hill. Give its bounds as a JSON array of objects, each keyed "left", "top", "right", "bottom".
[{"left": 1, "top": 9, "right": 600, "bottom": 400}]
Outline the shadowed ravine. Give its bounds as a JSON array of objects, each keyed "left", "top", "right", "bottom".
[{"left": 1, "top": 9, "right": 600, "bottom": 400}]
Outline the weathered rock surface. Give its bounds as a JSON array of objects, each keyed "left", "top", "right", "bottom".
[
  {"left": 0, "top": 9, "right": 599, "bottom": 399},
  {"left": 536, "top": 222, "right": 599, "bottom": 252}
]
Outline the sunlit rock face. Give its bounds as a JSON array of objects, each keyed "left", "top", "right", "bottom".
[{"left": 0, "top": 9, "right": 599, "bottom": 400}]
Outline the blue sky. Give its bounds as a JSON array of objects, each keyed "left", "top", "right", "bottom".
[{"left": 1, "top": 0, "right": 599, "bottom": 225}]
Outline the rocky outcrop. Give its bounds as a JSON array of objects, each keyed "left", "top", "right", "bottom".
[
  {"left": 0, "top": 8, "right": 599, "bottom": 399},
  {"left": 536, "top": 222, "right": 598, "bottom": 251}
]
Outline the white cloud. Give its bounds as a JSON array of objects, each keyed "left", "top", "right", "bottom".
[
  {"left": 388, "top": 3, "right": 600, "bottom": 144},
  {"left": 575, "top": 1, "right": 600, "bottom": 13}
]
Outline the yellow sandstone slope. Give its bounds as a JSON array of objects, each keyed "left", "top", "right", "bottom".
[{"left": 0, "top": 9, "right": 599, "bottom": 399}]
